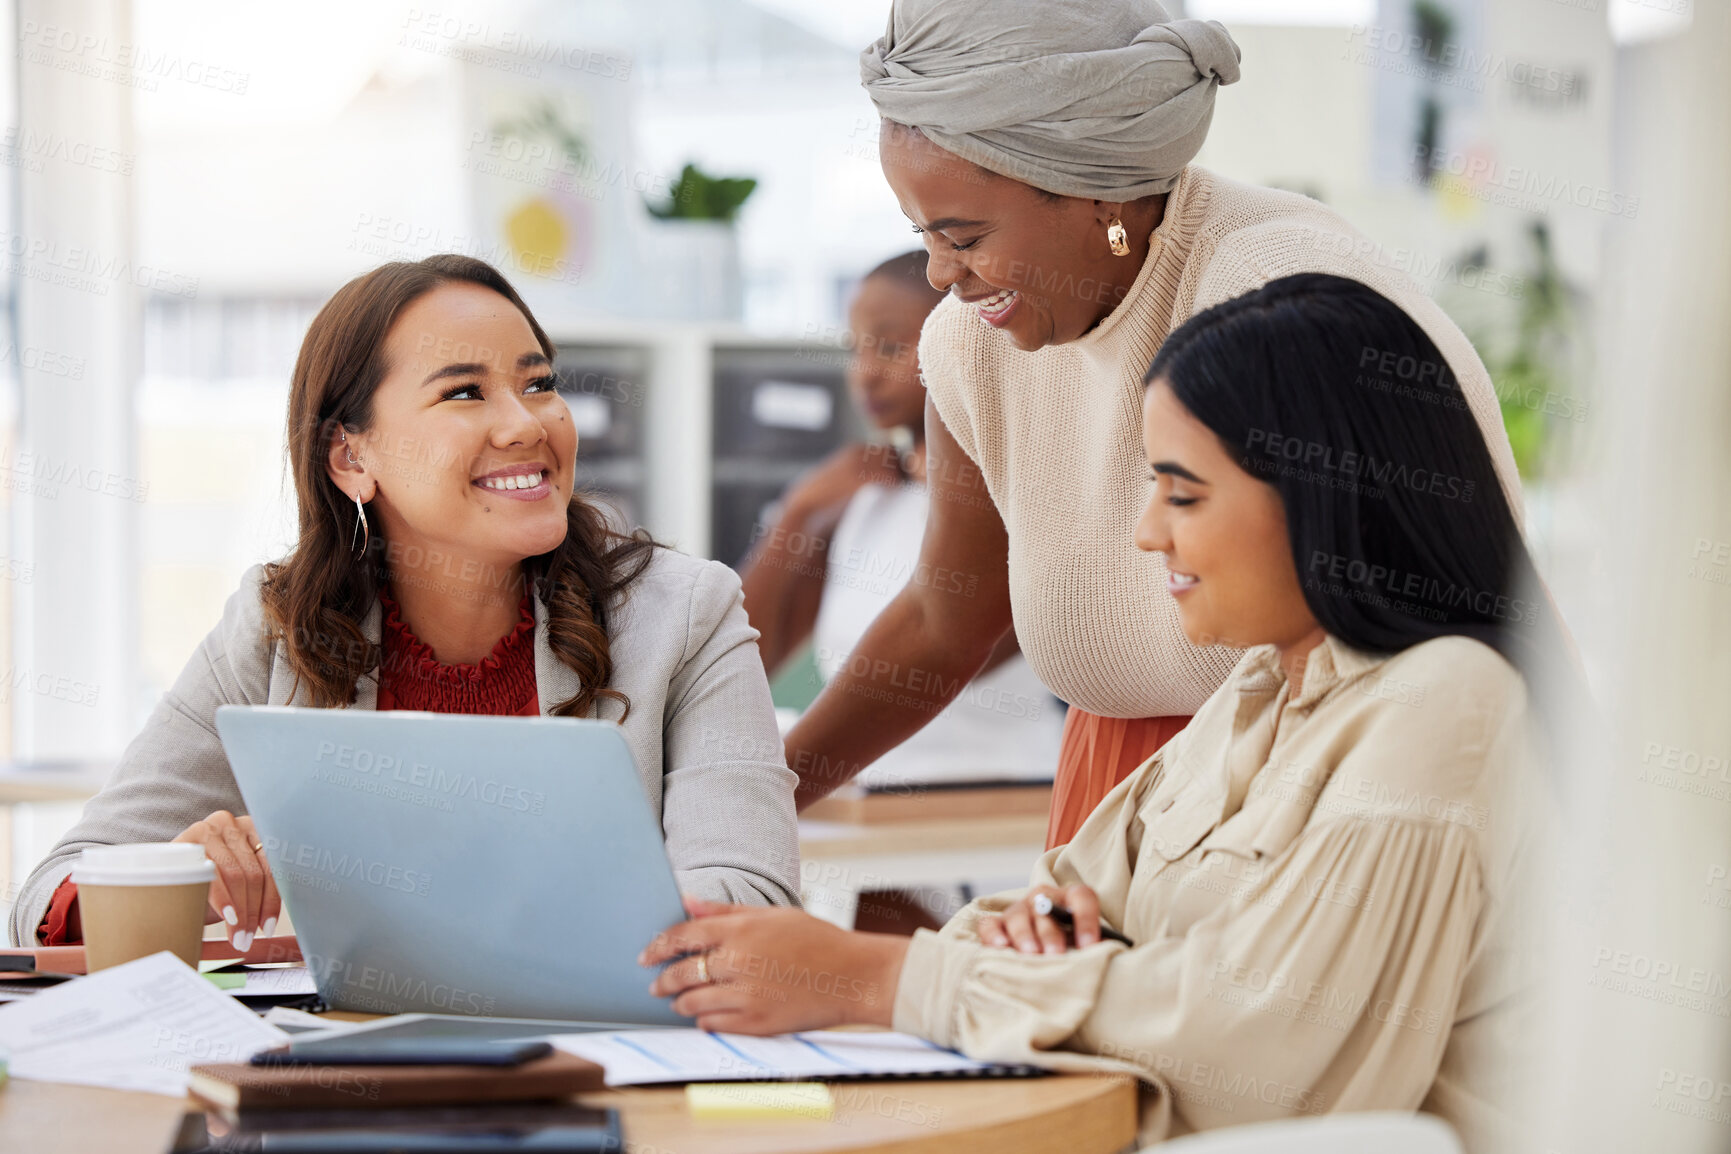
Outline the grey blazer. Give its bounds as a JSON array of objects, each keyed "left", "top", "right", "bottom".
[{"left": 10, "top": 548, "right": 802, "bottom": 946}]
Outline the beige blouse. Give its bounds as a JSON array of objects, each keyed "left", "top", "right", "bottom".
[
  {"left": 891, "top": 633, "right": 1549, "bottom": 1152},
  {"left": 918, "top": 165, "right": 1526, "bottom": 719}
]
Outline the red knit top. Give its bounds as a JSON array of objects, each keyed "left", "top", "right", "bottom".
[
  {"left": 38, "top": 590, "right": 540, "bottom": 944},
  {"left": 374, "top": 588, "right": 539, "bottom": 716}
]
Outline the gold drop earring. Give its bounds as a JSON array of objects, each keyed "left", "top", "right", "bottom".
[
  {"left": 342, "top": 432, "right": 370, "bottom": 560},
  {"left": 1106, "top": 216, "right": 1130, "bottom": 257}
]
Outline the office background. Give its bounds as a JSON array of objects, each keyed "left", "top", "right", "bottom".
[{"left": 0, "top": 0, "right": 1724, "bottom": 1148}]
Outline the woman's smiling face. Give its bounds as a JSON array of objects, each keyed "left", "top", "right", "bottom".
[
  {"left": 878, "top": 123, "right": 1132, "bottom": 352},
  {"left": 330, "top": 281, "right": 576, "bottom": 580},
  {"left": 1134, "top": 378, "right": 1320, "bottom": 652}
]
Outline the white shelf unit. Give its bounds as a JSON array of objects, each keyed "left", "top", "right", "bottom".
[{"left": 547, "top": 322, "right": 861, "bottom": 563}]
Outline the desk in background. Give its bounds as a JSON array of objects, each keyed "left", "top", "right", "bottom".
[
  {"left": 798, "top": 784, "right": 1051, "bottom": 929},
  {"left": 0, "top": 762, "right": 113, "bottom": 929},
  {"left": 0, "top": 762, "right": 112, "bottom": 807}
]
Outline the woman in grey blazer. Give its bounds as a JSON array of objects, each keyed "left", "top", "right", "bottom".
[{"left": 10, "top": 255, "right": 801, "bottom": 950}]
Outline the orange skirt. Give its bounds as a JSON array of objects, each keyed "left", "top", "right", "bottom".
[{"left": 1047, "top": 708, "right": 1193, "bottom": 850}]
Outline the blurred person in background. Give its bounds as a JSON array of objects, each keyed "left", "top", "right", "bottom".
[
  {"left": 785, "top": 0, "right": 1529, "bottom": 851},
  {"left": 741, "top": 250, "right": 1064, "bottom": 932}
]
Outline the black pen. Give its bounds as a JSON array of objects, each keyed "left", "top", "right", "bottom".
[{"left": 1031, "top": 893, "right": 1134, "bottom": 946}]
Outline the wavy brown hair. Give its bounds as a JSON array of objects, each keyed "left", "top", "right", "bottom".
[{"left": 260, "top": 254, "right": 657, "bottom": 717}]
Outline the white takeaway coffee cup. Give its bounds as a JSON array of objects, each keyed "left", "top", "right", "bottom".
[{"left": 71, "top": 843, "right": 215, "bottom": 971}]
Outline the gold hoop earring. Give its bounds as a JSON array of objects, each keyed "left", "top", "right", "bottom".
[
  {"left": 350, "top": 492, "right": 369, "bottom": 560},
  {"left": 1106, "top": 216, "right": 1130, "bottom": 257}
]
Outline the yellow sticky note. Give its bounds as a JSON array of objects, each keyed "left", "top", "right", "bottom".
[{"left": 686, "top": 1081, "right": 835, "bottom": 1121}]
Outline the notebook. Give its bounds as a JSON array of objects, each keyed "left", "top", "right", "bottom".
[
  {"left": 548, "top": 1028, "right": 1047, "bottom": 1086},
  {"left": 188, "top": 1049, "right": 605, "bottom": 1113}
]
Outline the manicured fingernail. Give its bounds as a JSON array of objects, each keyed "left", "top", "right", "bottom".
[
  {"left": 262, "top": 918, "right": 277, "bottom": 938},
  {"left": 233, "top": 930, "right": 253, "bottom": 952},
  {"left": 223, "top": 905, "right": 238, "bottom": 926}
]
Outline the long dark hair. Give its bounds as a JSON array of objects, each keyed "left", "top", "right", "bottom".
[
  {"left": 1145, "top": 273, "right": 1568, "bottom": 683},
  {"left": 260, "top": 254, "right": 656, "bottom": 717}
]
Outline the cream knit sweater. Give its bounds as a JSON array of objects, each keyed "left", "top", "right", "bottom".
[{"left": 919, "top": 165, "right": 1523, "bottom": 719}]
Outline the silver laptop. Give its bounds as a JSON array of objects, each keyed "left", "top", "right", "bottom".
[{"left": 215, "top": 706, "right": 688, "bottom": 1026}]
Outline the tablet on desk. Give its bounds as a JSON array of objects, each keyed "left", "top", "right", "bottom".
[{"left": 214, "top": 707, "right": 690, "bottom": 1026}]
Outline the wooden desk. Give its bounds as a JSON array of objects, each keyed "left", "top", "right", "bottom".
[
  {"left": 0, "top": 1064, "right": 1139, "bottom": 1154},
  {"left": 798, "top": 785, "right": 1052, "bottom": 929}
]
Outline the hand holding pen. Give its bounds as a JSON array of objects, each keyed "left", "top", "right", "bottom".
[{"left": 976, "top": 884, "right": 1133, "bottom": 954}]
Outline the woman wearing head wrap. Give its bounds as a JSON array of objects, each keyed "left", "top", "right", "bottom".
[{"left": 786, "top": 0, "right": 1525, "bottom": 848}]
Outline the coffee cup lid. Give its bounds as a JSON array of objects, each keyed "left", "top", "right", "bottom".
[{"left": 71, "top": 843, "right": 217, "bottom": 887}]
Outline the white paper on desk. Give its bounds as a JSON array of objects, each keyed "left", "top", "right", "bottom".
[
  {"left": 230, "top": 966, "right": 318, "bottom": 996},
  {"left": 262, "top": 1005, "right": 356, "bottom": 1033},
  {"left": 0, "top": 951, "right": 287, "bottom": 1096},
  {"left": 549, "top": 1028, "right": 1005, "bottom": 1086}
]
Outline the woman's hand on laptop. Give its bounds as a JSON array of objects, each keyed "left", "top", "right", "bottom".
[
  {"left": 172, "top": 809, "right": 282, "bottom": 952},
  {"left": 638, "top": 896, "right": 910, "bottom": 1035}
]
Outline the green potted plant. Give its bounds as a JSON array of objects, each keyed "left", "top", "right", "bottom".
[
  {"left": 646, "top": 164, "right": 758, "bottom": 224},
  {"left": 640, "top": 162, "right": 759, "bottom": 322}
]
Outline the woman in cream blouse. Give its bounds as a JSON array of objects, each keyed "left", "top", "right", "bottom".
[
  {"left": 785, "top": 0, "right": 1527, "bottom": 852},
  {"left": 641, "top": 276, "right": 1569, "bottom": 1151}
]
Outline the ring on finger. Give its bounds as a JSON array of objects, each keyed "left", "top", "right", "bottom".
[{"left": 695, "top": 952, "right": 712, "bottom": 986}]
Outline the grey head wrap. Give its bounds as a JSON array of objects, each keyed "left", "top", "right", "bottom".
[{"left": 860, "top": 0, "right": 1241, "bottom": 200}]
